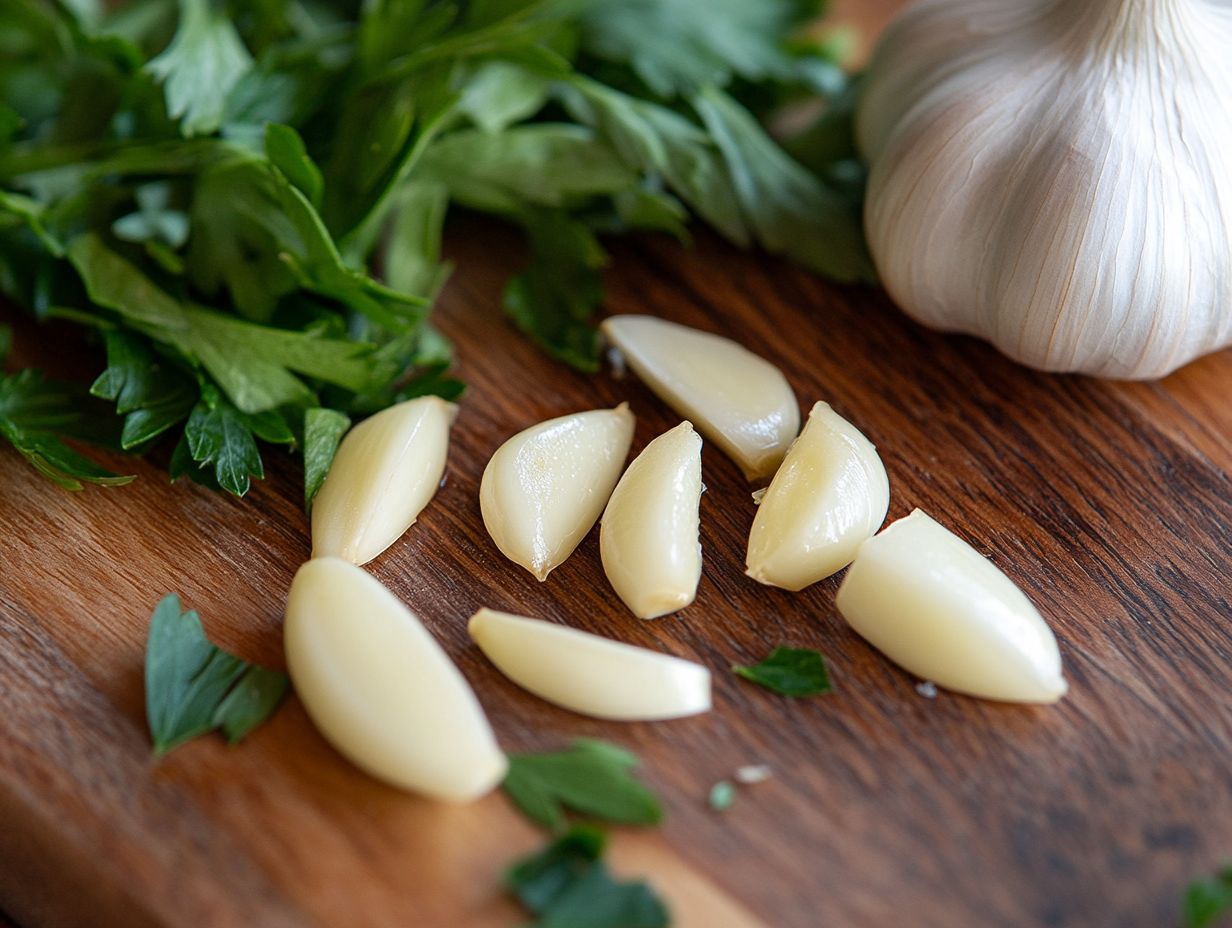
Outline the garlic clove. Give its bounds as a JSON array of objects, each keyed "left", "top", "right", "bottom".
[
  {"left": 480, "top": 404, "right": 635, "bottom": 581},
  {"left": 284, "top": 558, "right": 507, "bottom": 801},
  {"left": 835, "top": 509, "right": 1067, "bottom": 704},
  {"left": 311, "top": 396, "right": 456, "bottom": 566},
  {"left": 468, "top": 608, "right": 711, "bottom": 721},
  {"left": 600, "top": 421, "right": 703, "bottom": 619},
  {"left": 600, "top": 315, "right": 799, "bottom": 480},
  {"left": 746, "top": 401, "right": 890, "bottom": 590}
]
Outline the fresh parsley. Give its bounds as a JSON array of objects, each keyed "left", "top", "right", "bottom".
[
  {"left": 507, "top": 825, "right": 671, "bottom": 928},
  {"left": 0, "top": 0, "right": 866, "bottom": 496},
  {"left": 1184, "top": 865, "right": 1232, "bottom": 928},
  {"left": 145, "top": 593, "right": 288, "bottom": 754},
  {"left": 733, "top": 646, "right": 833, "bottom": 697},
  {"left": 503, "top": 739, "right": 663, "bottom": 833}
]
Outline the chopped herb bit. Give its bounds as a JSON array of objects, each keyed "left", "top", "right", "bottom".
[
  {"left": 708, "top": 780, "right": 735, "bottom": 812},
  {"left": 733, "top": 646, "right": 832, "bottom": 697},
  {"left": 145, "top": 593, "right": 288, "bottom": 754},
  {"left": 507, "top": 825, "right": 671, "bottom": 928},
  {"left": 503, "top": 739, "right": 663, "bottom": 833},
  {"left": 1183, "top": 865, "right": 1232, "bottom": 928}
]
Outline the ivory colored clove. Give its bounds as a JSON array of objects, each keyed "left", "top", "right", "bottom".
[
  {"left": 746, "top": 402, "right": 890, "bottom": 590},
  {"left": 311, "top": 396, "right": 456, "bottom": 565},
  {"left": 835, "top": 510, "right": 1067, "bottom": 704},
  {"left": 600, "top": 421, "right": 703, "bottom": 619},
  {"left": 480, "top": 404, "right": 635, "bottom": 581},
  {"left": 284, "top": 558, "right": 507, "bottom": 801},
  {"left": 600, "top": 315, "right": 799, "bottom": 481},
  {"left": 468, "top": 608, "right": 711, "bottom": 720}
]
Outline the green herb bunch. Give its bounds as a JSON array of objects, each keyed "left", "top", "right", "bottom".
[{"left": 0, "top": 0, "right": 868, "bottom": 498}]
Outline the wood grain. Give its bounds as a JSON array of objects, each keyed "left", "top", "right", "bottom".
[{"left": 2, "top": 5, "right": 1231, "bottom": 927}]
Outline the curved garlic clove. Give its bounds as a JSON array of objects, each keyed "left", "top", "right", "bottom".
[
  {"left": 835, "top": 510, "right": 1067, "bottom": 704},
  {"left": 746, "top": 402, "right": 889, "bottom": 591},
  {"left": 311, "top": 396, "right": 456, "bottom": 565},
  {"left": 600, "top": 315, "right": 799, "bottom": 480},
  {"left": 285, "top": 557, "right": 507, "bottom": 801},
  {"left": 480, "top": 404, "right": 635, "bottom": 581},
  {"left": 600, "top": 421, "right": 703, "bottom": 619},
  {"left": 468, "top": 608, "right": 711, "bottom": 720}
]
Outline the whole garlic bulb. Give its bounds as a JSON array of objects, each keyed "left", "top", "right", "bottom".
[{"left": 856, "top": 0, "right": 1232, "bottom": 379}]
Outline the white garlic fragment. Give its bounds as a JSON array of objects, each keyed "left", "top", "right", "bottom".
[
  {"left": 600, "top": 421, "right": 703, "bottom": 619},
  {"left": 600, "top": 315, "right": 799, "bottom": 480},
  {"left": 284, "top": 558, "right": 507, "bottom": 801},
  {"left": 835, "top": 510, "right": 1067, "bottom": 704},
  {"left": 856, "top": 0, "right": 1232, "bottom": 379},
  {"left": 311, "top": 396, "right": 456, "bottom": 565},
  {"left": 480, "top": 404, "right": 635, "bottom": 581},
  {"left": 745, "top": 402, "right": 889, "bottom": 590},
  {"left": 468, "top": 608, "right": 711, "bottom": 721}
]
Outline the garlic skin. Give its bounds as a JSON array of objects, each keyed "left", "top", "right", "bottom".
[
  {"left": 600, "top": 315, "right": 799, "bottom": 480},
  {"left": 284, "top": 558, "right": 507, "bottom": 801},
  {"left": 746, "top": 402, "right": 889, "bottom": 591},
  {"left": 480, "top": 404, "right": 635, "bottom": 581},
  {"left": 600, "top": 421, "right": 703, "bottom": 619},
  {"left": 835, "top": 510, "right": 1067, "bottom": 704},
  {"left": 311, "top": 396, "right": 456, "bottom": 565},
  {"left": 468, "top": 608, "right": 711, "bottom": 720},
  {"left": 857, "top": 0, "right": 1232, "bottom": 379}
]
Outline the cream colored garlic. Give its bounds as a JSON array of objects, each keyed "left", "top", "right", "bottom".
[
  {"left": 600, "top": 421, "right": 703, "bottom": 619},
  {"left": 746, "top": 402, "right": 889, "bottom": 590},
  {"left": 480, "top": 404, "right": 634, "bottom": 581},
  {"left": 856, "top": 0, "right": 1232, "bottom": 379},
  {"left": 311, "top": 396, "right": 455, "bottom": 565},
  {"left": 600, "top": 315, "right": 799, "bottom": 480},
  {"left": 468, "top": 608, "right": 711, "bottom": 720},
  {"left": 284, "top": 558, "right": 506, "bottom": 800},
  {"left": 835, "top": 509, "right": 1067, "bottom": 704}
]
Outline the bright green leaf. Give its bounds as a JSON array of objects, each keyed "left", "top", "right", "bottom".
[{"left": 733, "top": 646, "right": 832, "bottom": 697}]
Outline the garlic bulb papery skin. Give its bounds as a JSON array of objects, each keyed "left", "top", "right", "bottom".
[
  {"left": 285, "top": 558, "right": 507, "bottom": 801},
  {"left": 480, "top": 404, "right": 635, "bottom": 581},
  {"left": 600, "top": 315, "right": 799, "bottom": 480},
  {"left": 468, "top": 608, "right": 711, "bottom": 720},
  {"left": 856, "top": 0, "right": 1232, "bottom": 379},
  {"left": 835, "top": 510, "right": 1067, "bottom": 703},
  {"left": 746, "top": 402, "right": 890, "bottom": 591},
  {"left": 600, "top": 421, "right": 703, "bottom": 619},
  {"left": 311, "top": 396, "right": 456, "bottom": 565}
]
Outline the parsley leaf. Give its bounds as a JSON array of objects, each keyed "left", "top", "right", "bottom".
[
  {"left": 90, "top": 330, "right": 197, "bottom": 450},
  {"left": 733, "top": 646, "right": 832, "bottom": 697},
  {"left": 1184, "top": 865, "right": 1232, "bottom": 928},
  {"left": 507, "top": 826, "right": 671, "bottom": 928},
  {"left": 0, "top": 367, "right": 134, "bottom": 490},
  {"left": 303, "top": 407, "right": 350, "bottom": 510},
  {"left": 145, "top": 593, "right": 288, "bottom": 754},
  {"left": 503, "top": 739, "right": 663, "bottom": 833}
]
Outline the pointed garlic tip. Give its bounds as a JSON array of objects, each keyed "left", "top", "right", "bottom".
[
  {"left": 600, "top": 315, "right": 799, "bottom": 480},
  {"left": 468, "top": 608, "right": 711, "bottom": 721},
  {"left": 284, "top": 558, "right": 507, "bottom": 801},
  {"left": 855, "top": 0, "right": 1232, "bottom": 378},
  {"left": 480, "top": 404, "right": 635, "bottom": 581},
  {"left": 311, "top": 396, "right": 456, "bottom": 566},
  {"left": 745, "top": 401, "right": 890, "bottom": 591},
  {"left": 835, "top": 510, "right": 1067, "bottom": 704},
  {"left": 600, "top": 421, "right": 703, "bottom": 619}
]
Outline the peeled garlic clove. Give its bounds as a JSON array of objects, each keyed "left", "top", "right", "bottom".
[
  {"left": 835, "top": 510, "right": 1067, "bottom": 704},
  {"left": 284, "top": 557, "right": 507, "bottom": 801},
  {"left": 600, "top": 315, "right": 798, "bottom": 480},
  {"left": 468, "top": 608, "right": 711, "bottom": 720},
  {"left": 311, "top": 396, "right": 456, "bottom": 565},
  {"left": 600, "top": 421, "right": 703, "bottom": 619},
  {"left": 480, "top": 404, "right": 635, "bottom": 581},
  {"left": 746, "top": 401, "right": 890, "bottom": 591}
]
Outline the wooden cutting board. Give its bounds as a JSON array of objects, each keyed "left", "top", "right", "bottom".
[{"left": 2, "top": 9, "right": 1231, "bottom": 927}]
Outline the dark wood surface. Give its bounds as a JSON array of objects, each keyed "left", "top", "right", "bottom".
[{"left": 2, "top": 6, "right": 1231, "bottom": 926}]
